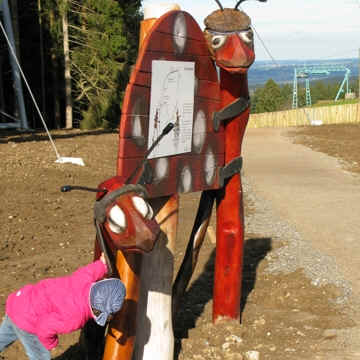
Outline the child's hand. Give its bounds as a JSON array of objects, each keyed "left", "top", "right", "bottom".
[{"left": 100, "top": 252, "right": 106, "bottom": 265}]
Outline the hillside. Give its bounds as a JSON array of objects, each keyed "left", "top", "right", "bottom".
[{"left": 248, "top": 58, "right": 358, "bottom": 87}]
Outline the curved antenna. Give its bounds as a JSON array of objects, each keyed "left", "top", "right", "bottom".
[
  {"left": 234, "top": 0, "right": 245, "bottom": 8},
  {"left": 235, "top": 0, "right": 267, "bottom": 10},
  {"left": 214, "top": 0, "right": 224, "bottom": 11}
]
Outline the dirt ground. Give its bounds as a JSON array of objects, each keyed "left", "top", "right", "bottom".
[{"left": 0, "top": 123, "right": 359, "bottom": 360}]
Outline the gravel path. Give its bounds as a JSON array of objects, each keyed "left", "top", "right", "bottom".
[
  {"left": 242, "top": 127, "right": 360, "bottom": 357},
  {"left": 243, "top": 177, "right": 352, "bottom": 305}
]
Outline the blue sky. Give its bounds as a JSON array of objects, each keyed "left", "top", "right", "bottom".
[{"left": 141, "top": 0, "right": 360, "bottom": 61}]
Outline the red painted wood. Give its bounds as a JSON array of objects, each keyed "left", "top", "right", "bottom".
[
  {"left": 118, "top": 129, "right": 224, "bottom": 158},
  {"left": 145, "top": 31, "right": 209, "bottom": 55},
  {"left": 213, "top": 69, "right": 250, "bottom": 322},
  {"left": 116, "top": 151, "right": 224, "bottom": 197},
  {"left": 118, "top": 11, "right": 222, "bottom": 199},
  {"left": 196, "top": 80, "right": 220, "bottom": 100},
  {"left": 119, "top": 100, "right": 222, "bottom": 147},
  {"left": 120, "top": 84, "right": 150, "bottom": 116},
  {"left": 129, "top": 68, "right": 220, "bottom": 100},
  {"left": 150, "top": 10, "right": 205, "bottom": 41},
  {"left": 132, "top": 52, "right": 219, "bottom": 83}
]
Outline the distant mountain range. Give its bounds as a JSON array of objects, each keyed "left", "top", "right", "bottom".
[{"left": 248, "top": 58, "right": 359, "bottom": 88}]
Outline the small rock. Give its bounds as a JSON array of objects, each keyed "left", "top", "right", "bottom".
[
  {"left": 224, "top": 354, "right": 243, "bottom": 360},
  {"left": 244, "top": 350, "right": 260, "bottom": 360},
  {"left": 222, "top": 342, "right": 230, "bottom": 351},
  {"left": 254, "top": 318, "right": 266, "bottom": 326},
  {"left": 193, "top": 355, "right": 205, "bottom": 360},
  {"left": 225, "top": 334, "right": 243, "bottom": 343},
  {"left": 322, "top": 329, "right": 337, "bottom": 339}
]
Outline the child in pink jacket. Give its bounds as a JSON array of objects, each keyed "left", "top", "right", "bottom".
[{"left": 0, "top": 253, "right": 125, "bottom": 360}]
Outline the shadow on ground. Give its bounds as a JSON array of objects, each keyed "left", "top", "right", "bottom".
[
  {"left": 173, "top": 237, "right": 272, "bottom": 359},
  {"left": 0, "top": 128, "right": 117, "bottom": 144}
]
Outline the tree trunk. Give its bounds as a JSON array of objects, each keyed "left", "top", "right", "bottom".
[
  {"left": 49, "top": 9, "right": 61, "bottom": 129},
  {"left": 0, "top": 56, "right": 5, "bottom": 123},
  {"left": 37, "top": 0, "right": 46, "bottom": 117},
  {"left": 62, "top": 1, "right": 73, "bottom": 129}
]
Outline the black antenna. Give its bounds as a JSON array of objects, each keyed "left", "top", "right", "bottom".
[
  {"left": 234, "top": 0, "right": 246, "bottom": 9},
  {"left": 125, "top": 122, "right": 174, "bottom": 184},
  {"left": 214, "top": 0, "right": 224, "bottom": 11},
  {"left": 61, "top": 122, "right": 174, "bottom": 193},
  {"left": 60, "top": 185, "right": 108, "bottom": 194},
  {"left": 235, "top": 0, "right": 266, "bottom": 10}
]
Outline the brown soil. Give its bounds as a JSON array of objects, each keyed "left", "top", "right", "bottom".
[{"left": 0, "top": 124, "right": 359, "bottom": 360}]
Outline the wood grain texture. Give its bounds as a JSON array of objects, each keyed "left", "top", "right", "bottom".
[{"left": 118, "top": 10, "right": 222, "bottom": 198}]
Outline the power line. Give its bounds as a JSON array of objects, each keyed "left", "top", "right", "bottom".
[
  {"left": 251, "top": 24, "right": 279, "bottom": 66},
  {"left": 238, "top": 5, "right": 280, "bottom": 67}
]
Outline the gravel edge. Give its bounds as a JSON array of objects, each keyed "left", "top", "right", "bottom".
[{"left": 243, "top": 175, "right": 353, "bottom": 306}]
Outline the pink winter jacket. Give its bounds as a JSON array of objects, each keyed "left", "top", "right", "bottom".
[{"left": 6, "top": 260, "right": 107, "bottom": 350}]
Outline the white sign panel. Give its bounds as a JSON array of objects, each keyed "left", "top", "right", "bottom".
[{"left": 148, "top": 60, "right": 195, "bottom": 159}]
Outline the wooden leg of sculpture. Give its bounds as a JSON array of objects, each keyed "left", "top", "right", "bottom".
[
  {"left": 133, "top": 195, "right": 178, "bottom": 360},
  {"left": 213, "top": 69, "right": 249, "bottom": 322},
  {"left": 172, "top": 190, "right": 215, "bottom": 317},
  {"left": 102, "top": 251, "right": 142, "bottom": 359},
  {"left": 81, "top": 241, "right": 106, "bottom": 359}
]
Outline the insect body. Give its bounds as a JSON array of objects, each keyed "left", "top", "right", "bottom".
[{"left": 173, "top": 0, "right": 267, "bottom": 323}]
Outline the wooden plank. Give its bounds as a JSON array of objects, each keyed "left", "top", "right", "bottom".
[
  {"left": 149, "top": 11, "right": 205, "bottom": 42},
  {"left": 119, "top": 97, "right": 221, "bottom": 140},
  {"left": 121, "top": 84, "right": 150, "bottom": 115},
  {"left": 117, "top": 152, "right": 224, "bottom": 198},
  {"left": 145, "top": 30, "right": 209, "bottom": 56},
  {"left": 118, "top": 10, "right": 221, "bottom": 199},
  {"left": 196, "top": 80, "right": 220, "bottom": 100},
  {"left": 129, "top": 69, "right": 220, "bottom": 102},
  {"left": 194, "top": 98, "right": 222, "bottom": 133},
  {"left": 133, "top": 52, "right": 218, "bottom": 83},
  {"left": 118, "top": 131, "right": 224, "bottom": 159}
]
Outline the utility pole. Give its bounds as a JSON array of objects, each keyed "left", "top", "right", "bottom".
[
  {"left": 1, "top": 0, "right": 28, "bottom": 129},
  {"left": 356, "top": 48, "right": 360, "bottom": 123},
  {"left": 358, "top": 48, "right": 360, "bottom": 101}
]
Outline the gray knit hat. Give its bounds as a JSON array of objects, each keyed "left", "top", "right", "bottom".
[{"left": 90, "top": 278, "right": 126, "bottom": 326}]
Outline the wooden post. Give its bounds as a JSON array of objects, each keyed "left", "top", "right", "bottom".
[
  {"left": 102, "top": 252, "right": 142, "bottom": 359},
  {"left": 213, "top": 70, "right": 249, "bottom": 322},
  {"left": 133, "top": 6, "right": 180, "bottom": 359},
  {"left": 103, "top": 5, "right": 181, "bottom": 360},
  {"left": 133, "top": 196, "right": 178, "bottom": 360}
]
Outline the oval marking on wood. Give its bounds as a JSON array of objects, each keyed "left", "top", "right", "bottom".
[
  {"left": 193, "top": 109, "right": 207, "bottom": 154},
  {"left": 179, "top": 165, "right": 192, "bottom": 193},
  {"left": 204, "top": 147, "right": 216, "bottom": 185},
  {"left": 173, "top": 12, "right": 187, "bottom": 54},
  {"left": 155, "top": 157, "right": 170, "bottom": 182}
]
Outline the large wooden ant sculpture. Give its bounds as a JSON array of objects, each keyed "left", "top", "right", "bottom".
[{"left": 63, "top": 1, "right": 266, "bottom": 359}]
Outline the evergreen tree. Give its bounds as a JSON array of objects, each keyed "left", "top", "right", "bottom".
[
  {"left": 69, "top": 0, "right": 142, "bottom": 129},
  {"left": 279, "top": 83, "right": 292, "bottom": 110},
  {"left": 252, "top": 79, "right": 283, "bottom": 113}
]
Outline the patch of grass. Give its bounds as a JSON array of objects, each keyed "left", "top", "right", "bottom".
[{"left": 312, "top": 98, "right": 359, "bottom": 108}]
